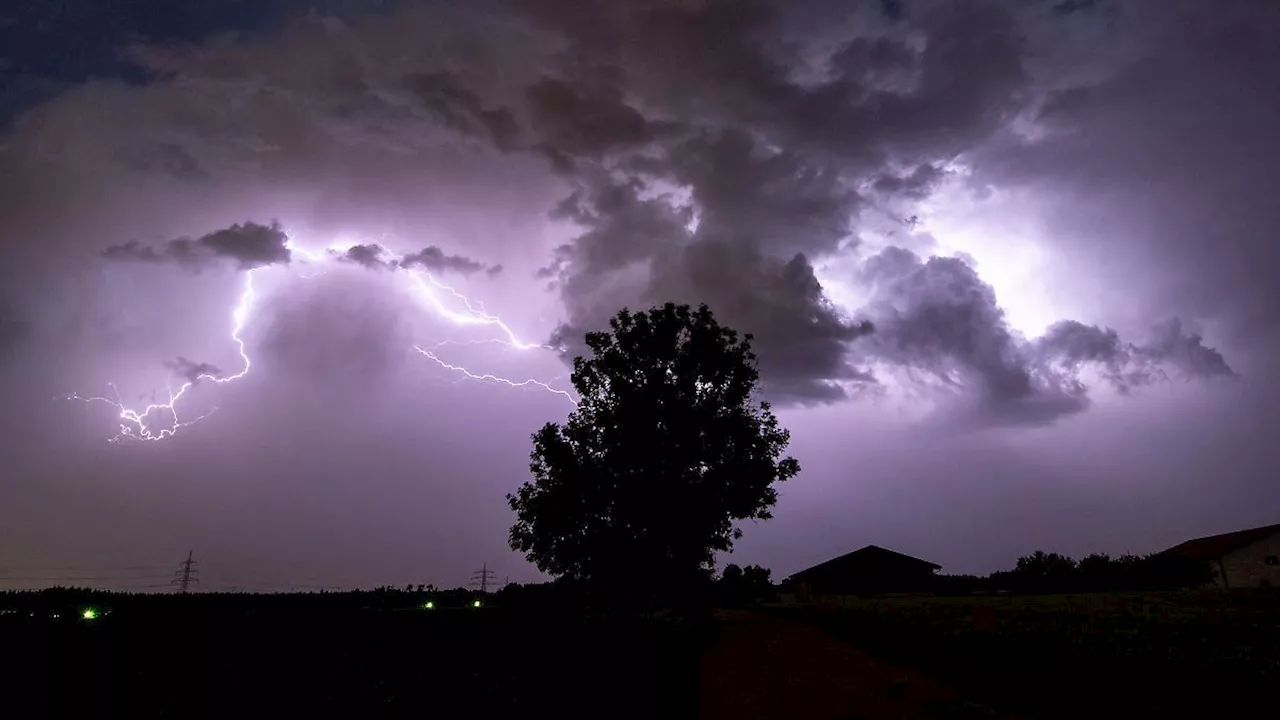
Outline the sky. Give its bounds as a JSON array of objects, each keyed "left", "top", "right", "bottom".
[{"left": 1, "top": 0, "right": 1277, "bottom": 592}]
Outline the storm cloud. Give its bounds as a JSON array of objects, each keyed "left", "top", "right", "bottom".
[
  {"left": 854, "top": 247, "right": 1234, "bottom": 424},
  {"left": 163, "top": 356, "right": 223, "bottom": 383},
  {"left": 103, "top": 222, "right": 292, "bottom": 271},
  {"left": 59, "top": 0, "right": 1241, "bottom": 418},
  {"left": 333, "top": 244, "right": 396, "bottom": 271},
  {"left": 335, "top": 243, "right": 501, "bottom": 276},
  {"left": 399, "top": 246, "right": 499, "bottom": 276},
  {"left": 0, "top": 0, "right": 1275, "bottom": 590}
]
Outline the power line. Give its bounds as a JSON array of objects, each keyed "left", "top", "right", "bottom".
[
  {"left": 0, "top": 581, "right": 177, "bottom": 592},
  {"left": 0, "top": 562, "right": 176, "bottom": 589},
  {"left": 0, "top": 564, "right": 170, "bottom": 572},
  {"left": 0, "top": 575, "right": 170, "bottom": 581}
]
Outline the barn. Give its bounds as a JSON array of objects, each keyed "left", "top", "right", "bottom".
[
  {"left": 1161, "top": 523, "right": 1280, "bottom": 590},
  {"left": 778, "top": 545, "right": 941, "bottom": 606}
]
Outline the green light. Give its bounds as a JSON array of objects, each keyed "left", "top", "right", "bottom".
[
  {"left": 472, "top": 599, "right": 481, "bottom": 608},
  {"left": 424, "top": 601, "right": 434, "bottom": 610},
  {"left": 81, "top": 608, "right": 98, "bottom": 620}
]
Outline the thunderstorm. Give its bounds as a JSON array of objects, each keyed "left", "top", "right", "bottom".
[{"left": 66, "top": 236, "right": 575, "bottom": 443}]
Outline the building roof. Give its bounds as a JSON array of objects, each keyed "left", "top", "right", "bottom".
[
  {"left": 1162, "top": 523, "right": 1280, "bottom": 561},
  {"left": 787, "top": 545, "right": 941, "bottom": 582}
]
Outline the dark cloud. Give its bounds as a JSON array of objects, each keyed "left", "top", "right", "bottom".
[
  {"left": 517, "top": 0, "right": 1027, "bottom": 165},
  {"left": 399, "top": 246, "right": 495, "bottom": 276},
  {"left": 163, "top": 356, "right": 223, "bottom": 383},
  {"left": 521, "top": 1, "right": 1057, "bottom": 411},
  {"left": 549, "top": 235, "right": 875, "bottom": 404},
  {"left": 103, "top": 221, "right": 291, "bottom": 271},
  {"left": 857, "top": 249, "right": 1054, "bottom": 420},
  {"left": 105, "top": 225, "right": 498, "bottom": 279},
  {"left": 871, "top": 164, "right": 947, "bottom": 200},
  {"left": 1030, "top": 319, "right": 1236, "bottom": 402},
  {"left": 526, "top": 76, "right": 667, "bottom": 165},
  {"left": 668, "top": 129, "right": 859, "bottom": 257},
  {"left": 543, "top": 177, "right": 690, "bottom": 279},
  {"left": 650, "top": 242, "right": 874, "bottom": 404},
  {"left": 120, "top": 142, "right": 209, "bottom": 181},
  {"left": 1030, "top": 321, "right": 1147, "bottom": 391},
  {"left": 542, "top": 180, "right": 692, "bottom": 348},
  {"left": 856, "top": 247, "right": 1234, "bottom": 424},
  {"left": 23, "top": 0, "right": 1241, "bottom": 421},
  {"left": 880, "top": 0, "right": 906, "bottom": 21},
  {"left": 0, "top": 299, "right": 31, "bottom": 362},
  {"left": 331, "top": 243, "right": 499, "bottom": 276},
  {"left": 334, "top": 244, "right": 396, "bottom": 271},
  {"left": 1138, "top": 319, "right": 1237, "bottom": 382},
  {"left": 402, "top": 72, "right": 521, "bottom": 151}
]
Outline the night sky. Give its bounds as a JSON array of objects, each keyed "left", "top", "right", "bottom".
[{"left": 1, "top": 0, "right": 1276, "bottom": 592}]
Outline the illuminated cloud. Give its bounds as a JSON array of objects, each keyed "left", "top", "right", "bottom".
[
  {"left": 853, "top": 247, "right": 1234, "bottom": 424},
  {"left": 63, "top": 0, "right": 1238, "bottom": 421}
]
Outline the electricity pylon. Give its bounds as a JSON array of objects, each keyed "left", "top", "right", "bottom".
[
  {"left": 469, "top": 562, "right": 499, "bottom": 594},
  {"left": 171, "top": 550, "right": 199, "bottom": 594}
]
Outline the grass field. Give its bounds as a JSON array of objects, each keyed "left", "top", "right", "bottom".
[
  {"left": 780, "top": 590, "right": 1280, "bottom": 718},
  {"left": 9, "top": 589, "right": 1276, "bottom": 718},
  {"left": 4, "top": 596, "right": 705, "bottom": 719}
]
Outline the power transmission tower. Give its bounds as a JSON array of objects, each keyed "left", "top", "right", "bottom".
[
  {"left": 171, "top": 550, "right": 199, "bottom": 594},
  {"left": 469, "top": 563, "right": 499, "bottom": 593}
]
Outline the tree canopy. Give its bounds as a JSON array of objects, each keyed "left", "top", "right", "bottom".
[
  {"left": 507, "top": 303, "right": 799, "bottom": 606},
  {"left": 717, "top": 563, "right": 775, "bottom": 606}
]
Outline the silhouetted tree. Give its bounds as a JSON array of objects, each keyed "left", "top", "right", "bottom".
[
  {"left": 1015, "top": 551, "right": 1078, "bottom": 577},
  {"left": 507, "top": 304, "right": 799, "bottom": 612},
  {"left": 742, "top": 564, "right": 773, "bottom": 594},
  {"left": 721, "top": 563, "right": 745, "bottom": 585},
  {"left": 986, "top": 549, "right": 1212, "bottom": 594},
  {"left": 718, "top": 563, "right": 775, "bottom": 605},
  {"left": 1077, "top": 553, "right": 1116, "bottom": 591},
  {"left": 932, "top": 573, "right": 986, "bottom": 595},
  {"left": 1007, "top": 551, "right": 1079, "bottom": 592}
]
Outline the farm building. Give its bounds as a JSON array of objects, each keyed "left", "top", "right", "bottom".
[
  {"left": 779, "top": 545, "right": 941, "bottom": 606},
  {"left": 1162, "top": 523, "right": 1280, "bottom": 590}
]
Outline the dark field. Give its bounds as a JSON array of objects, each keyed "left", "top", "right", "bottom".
[
  {"left": 781, "top": 590, "right": 1280, "bottom": 719},
  {"left": 4, "top": 595, "right": 703, "bottom": 719},
  {"left": 6, "top": 590, "right": 1278, "bottom": 719}
]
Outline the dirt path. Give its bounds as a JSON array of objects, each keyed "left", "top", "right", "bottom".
[{"left": 699, "top": 613, "right": 1017, "bottom": 720}]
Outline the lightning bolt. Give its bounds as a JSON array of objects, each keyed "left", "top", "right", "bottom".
[
  {"left": 401, "top": 271, "right": 554, "bottom": 351},
  {"left": 412, "top": 346, "right": 576, "bottom": 402},
  {"left": 68, "top": 235, "right": 574, "bottom": 442},
  {"left": 64, "top": 272, "right": 258, "bottom": 442}
]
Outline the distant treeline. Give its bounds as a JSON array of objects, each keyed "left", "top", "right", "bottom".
[
  {"left": 935, "top": 551, "right": 1214, "bottom": 595},
  {"left": 0, "top": 575, "right": 774, "bottom": 616},
  {"left": 0, "top": 584, "right": 499, "bottom": 616},
  {"left": 0, "top": 553, "right": 1214, "bottom": 614},
  {"left": 500, "top": 552, "right": 1215, "bottom": 602},
  {"left": 490, "top": 564, "right": 777, "bottom": 610}
]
